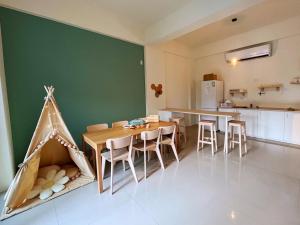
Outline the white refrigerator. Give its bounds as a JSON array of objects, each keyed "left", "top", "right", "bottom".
[{"left": 197, "top": 80, "right": 224, "bottom": 128}]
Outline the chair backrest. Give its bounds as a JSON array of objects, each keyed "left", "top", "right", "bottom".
[
  {"left": 86, "top": 123, "right": 108, "bottom": 132},
  {"left": 106, "top": 135, "right": 133, "bottom": 160},
  {"left": 141, "top": 129, "right": 160, "bottom": 141},
  {"left": 160, "top": 125, "right": 176, "bottom": 135},
  {"left": 106, "top": 135, "right": 132, "bottom": 149},
  {"left": 159, "top": 125, "right": 176, "bottom": 142},
  {"left": 112, "top": 120, "right": 129, "bottom": 128}
]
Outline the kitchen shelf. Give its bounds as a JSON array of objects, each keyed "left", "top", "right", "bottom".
[
  {"left": 290, "top": 77, "right": 300, "bottom": 85},
  {"left": 258, "top": 83, "right": 282, "bottom": 93},
  {"left": 229, "top": 89, "right": 247, "bottom": 96}
]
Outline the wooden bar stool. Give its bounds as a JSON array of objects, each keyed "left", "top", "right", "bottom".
[
  {"left": 197, "top": 120, "right": 217, "bottom": 156},
  {"left": 170, "top": 117, "right": 187, "bottom": 144},
  {"left": 228, "top": 120, "right": 247, "bottom": 158}
]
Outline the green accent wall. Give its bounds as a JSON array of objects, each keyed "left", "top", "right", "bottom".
[{"left": 0, "top": 7, "right": 145, "bottom": 168}]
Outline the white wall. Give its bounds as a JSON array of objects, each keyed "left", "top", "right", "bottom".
[
  {"left": 0, "top": 0, "right": 144, "bottom": 45},
  {"left": 145, "top": 41, "right": 193, "bottom": 124},
  {"left": 0, "top": 28, "right": 14, "bottom": 192},
  {"left": 145, "top": 0, "right": 265, "bottom": 43},
  {"left": 193, "top": 15, "right": 300, "bottom": 109}
]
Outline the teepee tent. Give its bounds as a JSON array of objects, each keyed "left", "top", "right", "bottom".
[{"left": 1, "top": 86, "right": 95, "bottom": 220}]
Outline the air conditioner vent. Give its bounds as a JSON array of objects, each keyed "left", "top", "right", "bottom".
[{"left": 225, "top": 42, "right": 272, "bottom": 63}]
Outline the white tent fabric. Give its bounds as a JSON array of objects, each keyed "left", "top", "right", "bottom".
[{"left": 1, "top": 86, "right": 95, "bottom": 220}]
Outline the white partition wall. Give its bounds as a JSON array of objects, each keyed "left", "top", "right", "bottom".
[{"left": 0, "top": 28, "right": 14, "bottom": 192}]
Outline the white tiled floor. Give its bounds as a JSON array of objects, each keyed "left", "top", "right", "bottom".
[{"left": 1, "top": 126, "right": 300, "bottom": 225}]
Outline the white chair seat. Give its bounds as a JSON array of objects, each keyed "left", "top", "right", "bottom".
[
  {"left": 229, "top": 120, "right": 246, "bottom": 126},
  {"left": 160, "top": 136, "right": 172, "bottom": 145},
  {"left": 133, "top": 141, "right": 156, "bottom": 151},
  {"left": 101, "top": 148, "right": 128, "bottom": 161},
  {"left": 199, "top": 120, "right": 216, "bottom": 126}
]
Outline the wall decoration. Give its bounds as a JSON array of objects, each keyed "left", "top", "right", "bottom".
[
  {"left": 290, "top": 76, "right": 300, "bottom": 84},
  {"left": 151, "top": 83, "right": 163, "bottom": 98}
]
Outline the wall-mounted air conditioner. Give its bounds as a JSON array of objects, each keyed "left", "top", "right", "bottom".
[{"left": 225, "top": 42, "right": 272, "bottom": 63}]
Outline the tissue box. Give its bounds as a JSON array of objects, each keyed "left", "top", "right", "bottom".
[{"left": 146, "top": 115, "right": 159, "bottom": 123}]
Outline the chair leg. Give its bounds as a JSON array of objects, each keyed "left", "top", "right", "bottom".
[
  {"left": 229, "top": 126, "right": 232, "bottom": 149},
  {"left": 214, "top": 125, "right": 218, "bottom": 152},
  {"left": 122, "top": 160, "right": 126, "bottom": 171},
  {"left": 201, "top": 125, "right": 204, "bottom": 149},
  {"left": 155, "top": 147, "right": 165, "bottom": 170},
  {"left": 110, "top": 161, "right": 114, "bottom": 195},
  {"left": 239, "top": 127, "right": 242, "bottom": 158},
  {"left": 144, "top": 150, "right": 147, "bottom": 179},
  {"left": 128, "top": 157, "right": 138, "bottom": 183},
  {"left": 160, "top": 144, "right": 164, "bottom": 157},
  {"left": 171, "top": 142, "right": 179, "bottom": 162},
  {"left": 197, "top": 124, "right": 201, "bottom": 152},
  {"left": 243, "top": 125, "right": 247, "bottom": 154},
  {"left": 102, "top": 157, "right": 106, "bottom": 178},
  {"left": 184, "top": 127, "right": 187, "bottom": 144},
  {"left": 210, "top": 126, "right": 214, "bottom": 156},
  {"left": 232, "top": 126, "right": 235, "bottom": 149}
]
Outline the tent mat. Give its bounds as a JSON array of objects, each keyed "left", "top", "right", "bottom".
[{"left": 1, "top": 175, "right": 94, "bottom": 220}]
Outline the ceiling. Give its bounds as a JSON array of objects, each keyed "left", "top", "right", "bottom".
[
  {"left": 176, "top": 0, "right": 300, "bottom": 47},
  {"left": 95, "top": 0, "right": 193, "bottom": 28}
]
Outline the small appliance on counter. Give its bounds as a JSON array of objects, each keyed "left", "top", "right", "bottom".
[{"left": 220, "top": 100, "right": 234, "bottom": 108}]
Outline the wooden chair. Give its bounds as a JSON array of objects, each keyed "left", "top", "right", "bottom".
[
  {"left": 159, "top": 125, "right": 180, "bottom": 163},
  {"left": 103, "top": 135, "right": 138, "bottom": 194},
  {"left": 86, "top": 123, "right": 108, "bottom": 132},
  {"left": 86, "top": 123, "right": 109, "bottom": 170},
  {"left": 170, "top": 117, "right": 187, "bottom": 144},
  {"left": 112, "top": 120, "right": 128, "bottom": 128},
  {"left": 228, "top": 120, "right": 247, "bottom": 157},
  {"left": 197, "top": 120, "right": 218, "bottom": 156},
  {"left": 113, "top": 120, "right": 141, "bottom": 168},
  {"left": 133, "top": 129, "right": 165, "bottom": 179}
]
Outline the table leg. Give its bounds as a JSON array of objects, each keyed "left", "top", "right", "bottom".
[
  {"left": 223, "top": 116, "right": 228, "bottom": 154},
  {"left": 95, "top": 147, "right": 104, "bottom": 193},
  {"left": 176, "top": 124, "right": 180, "bottom": 150}
]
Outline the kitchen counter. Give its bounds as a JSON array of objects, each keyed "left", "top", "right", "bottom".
[
  {"left": 220, "top": 107, "right": 300, "bottom": 112},
  {"left": 219, "top": 107, "right": 300, "bottom": 145}
]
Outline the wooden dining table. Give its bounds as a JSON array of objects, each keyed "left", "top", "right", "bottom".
[{"left": 82, "top": 121, "right": 177, "bottom": 193}]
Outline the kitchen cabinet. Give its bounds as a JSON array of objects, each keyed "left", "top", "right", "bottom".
[
  {"left": 283, "top": 112, "right": 300, "bottom": 145},
  {"left": 236, "top": 109, "right": 258, "bottom": 137},
  {"left": 257, "top": 110, "right": 285, "bottom": 141}
]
